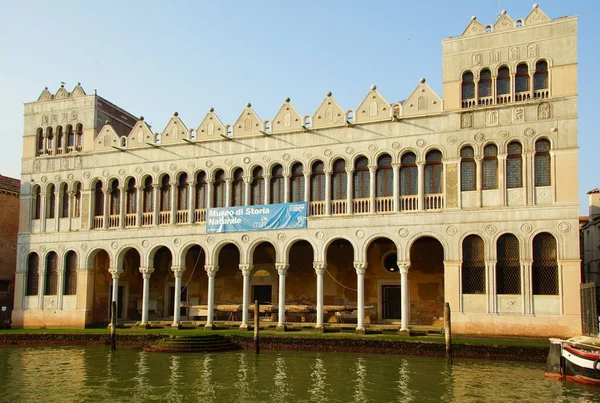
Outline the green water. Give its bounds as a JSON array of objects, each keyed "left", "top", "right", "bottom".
[{"left": 0, "top": 346, "right": 598, "bottom": 402}]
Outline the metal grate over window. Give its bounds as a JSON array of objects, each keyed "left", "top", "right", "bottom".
[
  {"left": 400, "top": 153, "right": 417, "bottom": 196},
  {"left": 26, "top": 254, "right": 39, "bottom": 296},
  {"left": 497, "top": 66, "right": 510, "bottom": 95},
  {"left": 64, "top": 251, "right": 78, "bottom": 295},
  {"left": 270, "top": 165, "right": 284, "bottom": 204},
  {"left": 232, "top": 169, "right": 244, "bottom": 207},
  {"left": 496, "top": 234, "right": 521, "bottom": 294},
  {"left": 482, "top": 144, "right": 498, "bottom": 190},
  {"left": 45, "top": 252, "right": 58, "bottom": 296},
  {"left": 506, "top": 142, "right": 523, "bottom": 189},
  {"left": 516, "top": 63, "right": 529, "bottom": 93},
  {"left": 159, "top": 176, "right": 170, "bottom": 212},
  {"left": 479, "top": 69, "right": 492, "bottom": 98},
  {"left": 462, "top": 235, "right": 486, "bottom": 294},
  {"left": 534, "top": 60, "right": 548, "bottom": 90},
  {"left": 462, "top": 71, "right": 475, "bottom": 100},
  {"left": 376, "top": 154, "right": 393, "bottom": 197},
  {"left": 311, "top": 161, "right": 325, "bottom": 201},
  {"left": 532, "top": 232, "right": 559, "bottom": 295},
  {"left": 251, "top": 166, "right": 265, "bottom": 205},
  {"left": 213, "top": 170, "right": 226, "bottom": 207},
  {"left": 331, "top": 159, "right": 347, "bottom": 200},
  {"left": 126, "top": 179, "right": 136, "bottom": 214},
  {"left": 177, "top": 173, "right": 189, "bottom": 210},
  {"left": 534, "top": 139, "right": 551, "bottom": 187},
  {"left": 290, "top": 163, "right": 305, "bottom": 202},
  {"left": 143, "top": 177, "right": 153, "bottom": 212},
  {"left": 353, "top": 156, "right": 370, "bottom": 198},
  {"left": 425, "top": 150, "right": 442, "bottom": 194},
  {"left": 195, "top": 172, "right": 207, "bottom": 209},
  {"left": 460, "top": 146, "right": 476, "bottom": 191}
]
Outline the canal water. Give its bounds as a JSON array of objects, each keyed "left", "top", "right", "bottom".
[{"left": 0, "top": 346, "right": 598, "bottom": 402}]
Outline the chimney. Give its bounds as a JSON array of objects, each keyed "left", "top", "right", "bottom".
[{"left": 588, "top": 188, "right": 600, "bottom": 219}]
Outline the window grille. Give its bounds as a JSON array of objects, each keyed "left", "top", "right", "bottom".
[
  {"left": 231, "top": 169, "right": 244, "bottom": 207},
  {"left": 159, "top": 176, "right": 170, "bottom": 211},
  {"left": 311, "top": 161, "right": 325, "bottom": 201},
  {"left": 143, "top": 177, "right": 153, "bottom": 212},
  {"left": 64, "top": 251, "right": 78, "bottom": 295},
  {"left": 270, "top": 165, "right": 284, "bottom": 204},
  {"left": 251, "top": 167, "right": 264, "bottom": 205},
  {"left": 376, "top": 154, "right": 393, "bottom": 197},
  {"left": 177, "top": 173, "right": 189, "bottom": 210},
  {"left": 94, "top": 182, "right": 104, "bottom": 216},
  {"left": 213, "top": 170, "right": 226, "bottom": 207},
  {"left": 195, "top": 172, "right": 207, "bottom": 209},
  {"left": 126, "top": 179, "right": 136, "bottom": 214},
  {"left": 45, "top": 252, "right": 58, "bottom": 295},
  {"left": 482, "top": 144, "right": 498, "bottom": 190},
  {"left": 506, "top": 142, "right": 523, "bottom": 188},
  {"left": 353, "top": 157, "right": 370, "bottom": 198},
  {"left": 460, "top": 147, "right": 476, "bottom": 191},
  {"left": 331, "top": 159, "right": 347, "bottom": 200},
  {"left": 425, "top": 150, "right": 442, "bottom": 194},
  {"left": 61, "top": 185, "right": 69, "bottom": 218},
  {"left": 515, "top": 64, "right": 529, "bottom": 93},
  {"left": 479, "top": 69, "right": 492, "bottom": 98},
  {"left": 36, "top": 128, "right": 44, "bottom": 155},
  {"left": 532, "top": 232, "right": 559, "bottom": 295},
  {"left": 462, "top": 235, "right": 486, "bottom": 294},
  {"left": 26, "top": 254, "right": 39, "bottom": 296},
  {"left": 48, "top": 184, "right": 56, "bottom": 219},
  {"left": 33, "top": 187, "right": 41, "bottom": 219},
  {"left": 110, "top": 181, "right": 120, "bottom": 215},
  {"left": 496, "top": 234, "right": 521, "bottom": 294},
  {"left": 67, "top": 125, "right": 74, "bottom": 148},
  {"left": 534, "top": 139, "right": 551, "bottom": 187},
  {"left": 497, "top": 66, "right": 510, "bottom": 96},
  {"left": 534, "top": 60, "right": 548, "bottom": 90},
  {"left": 462, "top": 71, "right": 475, "bottom": 100},
  {"left": 400, "top": 153, "right": 417, "bottom": 196},
  {"left": 290, "top": 163, "right": 305, "bottom": 202}
]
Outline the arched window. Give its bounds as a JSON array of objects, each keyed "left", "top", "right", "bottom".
[
  {"left": 159, "top": 176, "right": 170, "bottom": 212},
  {"left": 213, "top": 170, "right": 226, "bottom": 207},
  {"left": 110, "top": 180, "right": 120, "bottom": 215},
  {"left": 290, "top": 163, "right": 304, "bottom": 202},
  {"left": 94, "top": 181, "right": 104, "bottom": 216},
  {"left": 478, "top": 69, "right": 492, "bottom": 100},
  {"left": 460, "top": 146, "right": 476, "bottom": 191},
  {"left": 251, "top": 166, "right": 265, "bottom": 205},
  {"left": 195, "top": 171, "right": 207, "bottom": 209},
  {"left": 482, "top": 144, "right": 498, "bottom": 190},
  {"left": 425, "top": 150, "right": 443, "bottom": 194},
  {"left": 143, "top": 177, "right": 153, "bottom": 213},
  {"left": 400, "top": 153, "right": 417, "bottom": 196},
  {"left": 46, "top": 127, "right": 54, "bottom": 154},
  {"left": 461, "top": 71, "right": 475, "bottom": 105},
  {"left": 532, "top": 232, "right": 558, "bottom": 295},
  {"left": 376, "top": 154, "right": 393, "bottom": 197},
  {"left": 73, "top": 182, "right": 81, "bottom": 217},
  {"left": 232, "top": 168, "right": 244, "bottom": 207},
  {"left": 311, "top": 161, "right": 325, "bottom": 201},
  {"left": 353, "top": 157, "right": 369, "bottom": 199},
  {"left": 462, "top": 235, "right": 485, "bottom": 294},
  {"left": 515, "top": 63, "right": 529, "bottom": 94},
  {"left": 56, "top": 126, "right": 64, "bottom": 153},
  {"left": 126, "top": 178, "right": 136, "bottom": 214},
  {"left": 533, "top": 60, "right": 548, "bottom": 92},
  {"left": 534, "top": 139, "right": 551, "bottom": 187},
  {"left": 47, "top": 184, "right": 56, "bottom": 219},
  {"left": 270, "top": 165, "right": 284, "bottom": 204},
  {"left": 496, "top": 234, "right": 521, "bottom": 294},
  {"left": 26, "top": 253, "right": 39, "bottom": 296},
  {"left": 76, "top": 124, "right": 83, "bottom": 151},
  {"left": 61, "top": 184, "right": 69, "bottom": 218},
  {"left": 33, "top": 186, "right": 41, "bottom": 219},
  {"left": 45, "top": 252, "right": 58, "bottom": 295},
  {"left": 64, "top": 251, "right": 78, "bottom": 295},
  {"left": 36, "top": 128, "right": 44, "bottom": 155},
  {"left": 177, "top": 173, "right": 189, "bottom": 210},
  {"left": 496, "top": 66, "right": 510, "bottom": 103},
  {"left": 506, "top": 142, "right": 523, "bottom": 189},
  {"left": 331, "top": 159, "right": 347, "bottom": 200},
  {"left": 66, "top": 125, "right": 74, "bottom": 151}
]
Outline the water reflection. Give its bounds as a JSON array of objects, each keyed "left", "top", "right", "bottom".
[
  {"left": 353, "top": 357, "right": 368, "bottom": 403},
  {"left": 396, "top": 358, "right": 413, "bottom": 403},
  {"left": 309, "top": 354, "right": 328, "bottom": 402},
  {"left": 234, "top": 352, "right": 250, "bottom": 402},
  {"left": 271, "top": 354, "right": 291, "bottom": 403}
]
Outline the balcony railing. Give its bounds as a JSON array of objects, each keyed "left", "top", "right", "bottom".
[
  {"left": 331, "top": 200, "right": 347, "bottom": 215},
  {"left": 195, "top": 208, "right": 206, "bottom": 223},
  {"left": 425, "top": 194, "right": 444, "bottom": 210},
  {"left": 66, "top": 146, "right": 75, "bottom": 153},
  {"left": 125, "top": 213, "right": 136, "bottom": 227},
  {"left": 477, "top": 96, "right": 493, "bottom": 106},
  {"left": 461, "top": 99, "right": 476, "bottom": 108},
  {"left": 108, "top": 214, "right": 120, "bottom": 228},
  {"left": 55, "top": 148, "right": 63, "bottom": 155},
  {"left": 142, "top": 212, "right": 153, "bottom": 226},
  {"left": 176, "top": 210, "right": 188, "bottom": 224},
  {"left": 515, "top": 92, "right": 531, "bottom": 102},
  {"left": 93, "top": 216, "right": 104, "bottom": 229},
  {"left": 376, "top": 196, "right": 393, "bottom": 213},
  {"left": 400, "top": 195, "right": 418, "bottom": 211},
  {"left": 496, "top": 94, "right": 511, "bottom": 104},
  {"left": 533, "top": 89, "right": 549, "bottom": 99},
  {"left": 353, "top": 198, "right": 370, "bottom": 214},
  {"left": 309, "top": 201, "right": 326, "bottom": 216},
  {"left": 158, "top": 211, "right": 171, "bottom": 225}
]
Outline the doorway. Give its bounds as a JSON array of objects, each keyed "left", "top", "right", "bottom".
[
  {"left": 382, "top": 285, "right": 401, "bottom": 320},
  {"left": 253, "top": 285, "right": 272, "bottom": 304}
]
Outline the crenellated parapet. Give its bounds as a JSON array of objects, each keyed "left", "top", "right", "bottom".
[{"left": 461, "top": 4, "right": 551, "bottom": 37}]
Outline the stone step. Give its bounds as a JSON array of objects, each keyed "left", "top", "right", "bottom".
[{"left": 145, "top": 335, "right": 239, "bottom": 353}]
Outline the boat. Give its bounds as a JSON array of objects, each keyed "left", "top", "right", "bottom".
[{"left": 545, "top": 336, "right": 600, "bottom": 386}]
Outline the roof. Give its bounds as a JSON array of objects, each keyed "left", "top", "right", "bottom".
[{"left": 0, "top": 174, "right": 20, "bottom": 195}]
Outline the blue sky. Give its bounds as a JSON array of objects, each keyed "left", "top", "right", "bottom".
[{"left": 0, "top": 1, "right": 596, "bottom": 214}]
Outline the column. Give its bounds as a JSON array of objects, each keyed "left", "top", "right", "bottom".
[
  {"left": 38, "top": 266, "right": 46, "bottom": 309},
  {"left": 40, "top": 192, "right": 47, "bottom": 232},
  {"left": 57, "top": 265, "right": 64, "bottom": 309},
  {"left": 354, "top": 262, "right": 367, "bottom": 334},
  {"left": 135, "top": 185, "right": 143, "bottom": 227},
  {"left": 84, "top": 188, "right": 93, "bottom": 230},
  {"left": 119, "top": 185, "right": 126, "bottom": 228},
  {"left": 313, "top": 262, "right": 325, "bottom": 330},
  {"left": 521, "top": 260, "right": 532, "bottom": 315},
  {"left": 417, "top": 162, "right": 425, "bottom": 211},
  {"left": 346, "top": 168, "right": 354, "bottom": 214},
  {"left": 170, "top": 182, "right": 177, "bottom": 224},
  {"left": 139, "top": 267, "right": 154, "bottom": 327},
  {"left": 171, "top": 266, "right": 185, "bottom": 327},
  {"left": 103, "top": 189, "right": 110, "bottom": 229},
  {"left": 276, "top": 263, "right": 289, "bottom": 331},
  {"left": 42, "top": 133, "right": 47, "bottom": 155},
  {"left": 264, "top": 174, "right": 271, "bottom": 204},
  {"left": 188, "top": 181, "right": 196, "bottom": 223},
  {"left": 475, "top": 156, "right": 483, "bottom": 208},
  {"left": 152, "top": 184, "right": 160, "bottom": 226},
  {"left": 498, "top": 154, "right": 507, "bottom": 206},
  {"left": 108, "top": 268, "right": 123, "bottom": 322},
  {"left": 67, "top": 190, "right": 74, "bottom": 231},
  {"left": 486, "top": 260, "right": 497, "bottom": 313},
  {"left": 392, "top": 163, "right": 400, "bottom": 212},
  {"left": 225, "top": 178, "right": 232, "bottom": 207},
  {"left": 369, "top": 166, "right": 376, "bottom": 214},
  {"left": 303, "top": 172, "right": 310, "bottom": 203},
  {"left": 526, "top": 152, "right": 534, "bottom": 205},
  {"left": 205, "top": 265, "right": 219, "bottom": 329},
  {"left": 239, "top": 264, "right": 252, "bottom": 329},
  {"left": 243, "top": 177, "right": 251, "bottom": 206},
  {"left": 398, "top": 262, "right": 410, "bottom": 332},
  {"left": 53, "top": 187, "right": 60, "bottom": 230},
  {"left": 283, "top": 173, "right": 290, "bottom": 203},
  {"left": 324, "top": 170, "right": 331, "bottom": 215}
]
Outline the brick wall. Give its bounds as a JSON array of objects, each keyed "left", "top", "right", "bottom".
[{"left": 0, "top": 191, "right": 19, "bottom": 315}]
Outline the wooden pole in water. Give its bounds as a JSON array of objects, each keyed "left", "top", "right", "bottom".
[
  {"left": 254, "top": 300, "right": 260, "bottom": 354},
  {"left": 110, "top": 301, "right": 117, "bottom": 351},
  {"left": 444, "top": 302, "right": 452, "bottom": 364}
]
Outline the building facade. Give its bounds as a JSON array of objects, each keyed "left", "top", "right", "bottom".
[
  {"left": 13, "top": 5, "right": 580, "bottom": 336},
  {"left": 0, "top": 174, "right": 20, "bottom": 323},
  {"left": 581, "top": 189, "right": 600, "bottom": 285}
]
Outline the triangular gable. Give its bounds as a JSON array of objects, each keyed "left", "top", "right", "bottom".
[
  {"left": 233, "top": 103, "right": 263, "bottom": 137},
  {"left": 524, "top": 5, "right": 550, "bottom": 26},
  {"left": 493, "top": 11, "right": 515, "bottom": 31},
  {"left": 127, "top": 118, "right": 154, "bottom": 147},
  {"left": 461, "top": 17, "right": 485, "bottom": 37},
  {"left": 71, "top": 83, "right": 86, "bottom": 98},
  {"left": 37, "top": 87, "right": 52, "bottom": 102},
  {"left": 55, "top": 86, "right": 69, "bottom": 100},
  {"left": 401, "top": 80, "right": 442, "bottom": 116},
  {"left": 271, "top": 98, "right": 303, "bottom": 133},
  {"left": 312, "top": 92, "right": 345, "bottom": 129},
  {"left": 354, "top": 86, "right": 391, "bottom": 124},
  {"left": 160, "top": 113, "right": 190, "bottom": 145},
  {"left": 196, "top": 108, "right": 226, "bottom": 140},
  {"left": 94, "top": 124, "right": 122, "bottom": 151}
]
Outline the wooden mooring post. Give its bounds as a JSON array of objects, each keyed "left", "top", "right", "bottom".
[
  {"left": 444, "top": 302, "right": 452, "bottom": 364},
  {"left": 110, "top": 301, "right": 117, "bottom": 351},
  {"left": 254, "top": 300, "right": 260, "bottom": 354}
]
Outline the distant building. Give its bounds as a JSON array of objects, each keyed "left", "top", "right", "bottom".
[
  {"left": 0, "top": 174, "right": 20, "bottom": 321},
  {"left": 581, "top": 189, "right": 600, "bottom": 284},
  {"left": 12, "top": 5, "right": 581, "bottom": 337}
]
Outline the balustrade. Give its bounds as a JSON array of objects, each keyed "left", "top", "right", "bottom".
[
  {"left": 309, "top": 201, "right": 326, "bottom": 216},
  {"left": 515, "top": 92, "right": 530, "bottom": 102},
  {"left": 424, "top": 194, "right": 444, "bottom": 210},
  {"left": 533, "top": 89, "right": 549, "bottom": 99},
  {"left": 376, "top": 196, "right": 393, "bottom": 213},
  {"left": 477, "top": 96, "right": 494, "bottom": 106},
  {"left": 462, "top": 99, "right": 476, "bottom": 108},
  {"left": 352, "top": 198, "right": 370, "bottom": 214},
  {"left": 158, "top": 211, "right": 171, "bottom": 225},
  {"left": 142, "top": 212, "right": 154, "bottom": 226},
  {"left": 195, "top": 209, "right": 206, "bottom": 223},
  {"left": 125, "top": 213, "right": 136, "bottom": 227},
  {"left": 496, "top": 94, "right": 511, "bottom": 104},
  {"left": 400, "top": 195, "right": 418, "bottom": 211},
  {"left": 176, "top": 210, "right": 188, "bottom": 224},
  {"left": 331, "top": 200, "right": 347, "bottom": 215},
  {"left": 108, "top": 214, "right": 120, "bottom": 228},
  {"left": 93, "top": 216, "right": 104, "bottom": 229}
]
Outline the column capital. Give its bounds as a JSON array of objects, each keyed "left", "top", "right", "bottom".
[
  {"left": 313, "top": 261, "right": 326, "bottom": 275},
  {"left": 171, "top": 265, "right": 185, "bottom": 277},
  {"left": 474, "top": 156, "right": 483, "bottom": 163},
  {"left": 276, "top": 263, "right": 289, "bottom": 276},
  {"left": 368, "top": 165, "right": 377, "bottom": 172},
  {"left": 323, "top": 169, "right": 332, "bottom": 175},
  {"left": 283, "top": 173, "right": 291, "bottom": 179},
  {"left": 224, "top": 177, "right": 232, "bottom": 184},
  {"left": 136, "top": 184, "right": 144, "bottom": 190},
  {"left": 397, "top": 262, "right": 410, "bottom": 274},
  {"left": 103, "top": 189, "right": 111, "bottom": 196},
  {"left": 416, "top": 161, "right": 426, "bottom": 167},
  {"left": 188, "top": 180, "right": 196, "bottom": 187},
  {"left": 243, "top": 176, "right": 252, "bottom": 183},
  {"left": 108, "top": 267, "right": 124, "bottom": 278},
  {"left": 303, "top": 172, "right": 311, "bottom": 178},
  {"left": 263, "top": 174, "right": 271, "bottom": 180},
  {"left": 169, "top": 181, "right": 177, "bottom": 187},
  {"left": 520, "top": 259, "right": 533, "bottom": 266},
  {"left": 139, "top": 266, "right": 154, "bottom": 278},
  {"left": 239, "top": 264, "right": 253, "bottom": 276},
  {"left": 353, "top": 261, "right": 367, "bottom": 275},
  {"left": 152, "top": 183, "right": 160, "bottom": 189},
  {"left": 392, "top": 163, "right": 401, "bottom": 169},
  {"left": 205, "top": 264, "right": 219, "bottom": 277},
  {"left": 345, "top": 168, "right": 354, "bottom": 174},
  {"left": 67, "top": 190, "right": 76, "bottom": 197},
  {"left": 206, "top": 179, "right": 214, "bottom": 185}
]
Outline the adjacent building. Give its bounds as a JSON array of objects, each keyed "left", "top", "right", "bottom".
[
  {"left": 13, "top": 5, "right": 581, "bottom": 336},
  {"left": 0, "top": 174, "right": 20, "bottom": 322}
]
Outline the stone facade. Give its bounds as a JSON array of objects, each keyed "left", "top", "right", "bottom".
[
  {"left": 13, "top": 5, "right": 581, "bottom": 337},
  {"left": 581, "top": 189, "right": 600, "bottom": 284}
]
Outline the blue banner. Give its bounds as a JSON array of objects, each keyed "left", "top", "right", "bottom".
[{"left": 206, "top": 202, "right": 308, "bottom": 234}]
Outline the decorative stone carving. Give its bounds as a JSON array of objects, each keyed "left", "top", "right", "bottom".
[
  {"left": 118, "top": 169, "right": 126, "bottom": 176},
  {"left": 486, "top": 110, "right": 498, "bottom": 126},
  {"left": 472, "top": 52, "right": 482, "bottom": 66},
  {"left": 368, "top": 144, "right": 377, "bottom": 152},
  {"left": 446, "top": 226, "right": 458, "bottom": 236},
  {"left": 206, "top": 160, "right": 213, "bottom": 167},
  {"left": 152, "top": 165, "right": 160, "bottom": 172},
  {"left": 60, "top": 158, "right": 68, "bottom": 170},
  {"left": 524, "top": 128, "right": 536, "bottom": 137},
  {"left": 538, "top": 103, "right": 551, "bottom": 120},
  {"left": 207, "top": 236, "right": 215, "bottom": 244},
  {"left": 315, "top": 231, "right": 324, "bottom": 240},
  {"left": 67, "top": 173, "right": 74, "bottom": 180},
  {"left": 81, "top": 243, "right": 88, "bottom": 251},
  {"left": 142, "top": 240, "right": 149, "bottom": 248},
  {"left": 262, "top": 155, "right": 271, "bottom": 163},
  {"left": 558, "top": 222, "right": 571, "bottom": 233},
  {"left": 102, "top": 170, "right": 109, "bottom": 177},
  {"left": 509, "top": 46, "right": 519, "bottom": 60},
  {"left": 74, "top": 156, "right": 82, "bottom": 168},
  {"left": 498, "top": 131, "right": 509, "bottom": 139},
  {"left": 355, "top": 230, "right": 365, "bottom": 239},
  {"left": 520, "top": 223, "right": 533, "bottom": 234},
  {"left": 111, "top": 242, "right": 118, "bottom": 249},
  {"left": 345, "top": 147, "right": 354, "bottom": 154},
  {"left": 169, "top": 164, "right": 177, "bottom": 171},
  {"left": 490, "top": 49, "right": 500, "bottom": 63},
  {"left": 173, "top": 238, "right": 181, "bottom": 246},
  {"left": 243, "top": 157, "right": 251, "bottom": 164},
  {"left": 445, "top": 164, "right": 458, "bottom": 208},
  {"left": 33, "top": 160, "right": 41, "bottom": 173},
  {"left": 187, "top": 162, "right": 195, "bottom": 170},
  {"left": 242, "top": 235, "right": 250, "bottom": 243},
  {"left": 40, "top": 176, "right": 47, "bottom": 183},
  {"left": 512, "top": 107, "right": 524, "bottom": 123},
  {"left": 225, "top": 159, "right": 232, "bottom": 166},
  {"left": 416, "top": 139, "right": 426, "bottom": 148},
  {"left": 135, "top": 167, "right": 142, "bottom": 174},
  {"left": 485, "top": 224, "right": 497, "bottom": 235},
  {"left": 58, "top": 244, "right": 65, "bottom": 253},
  {"left": 303, "top": 151, "right": 311, "bottom": 159},
  {"left": 277, "top": 233, "right": 286, "bottom": 241},
  {"left": 54, "top": 175, "right": 61, "bottom": 182},
  {"left": 398, "top": 228, "right": 409, "bottom": 238},
  {"left": 83, "top": 171, "right": 90, "bottom": 179},
  {"left": 474, "top": 133, "right": 485, "bottom": 142},
  {"left": 46, "top": 160, "right": 54, "bottom": 171},
  {"left": 392, "top": 142, "right": 401, "bottom": 150},
  {"left": 39, "top": 245, "right": 46, "bottom": 253},
  {"left": 527, "top": 43, "right": 538, "bottom": 58},
  {"left": 324, "top": 149, "right": 332, "bottom": 156},
  {"left": 282, "top": 153, "right": 290, "bottom": 161},
  {"left": 461, "top": 112, "right": 473, "bottom": 129}
]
